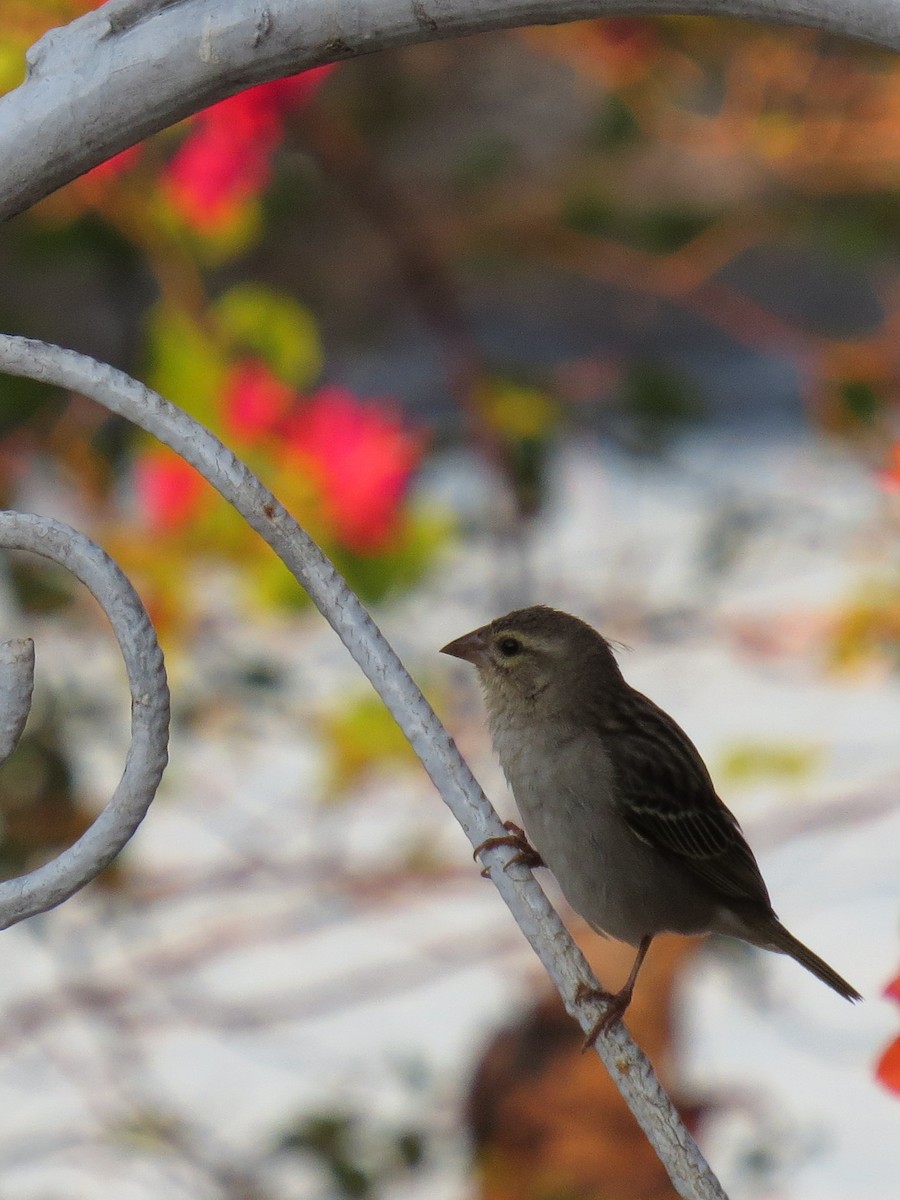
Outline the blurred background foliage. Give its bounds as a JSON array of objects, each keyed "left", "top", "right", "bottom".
[
  {"left": 1, "top": 6, "right": 900, "bottom": 1173},
  {"left": 5, "top": 8, "right": 900, "bottom": 642}
]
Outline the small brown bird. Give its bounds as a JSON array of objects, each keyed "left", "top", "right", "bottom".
[{"left": 441, "top": 605, "right": 860, "bottom": 1045}]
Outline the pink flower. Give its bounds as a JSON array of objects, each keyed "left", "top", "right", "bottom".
[
  {"left": 162, "top": 67, "right": 335, "bottom": 231},
  {"left": 284, "top": 387, "right": 424, "bottom": 552},
  {"left": 135, "top": 449, "right": 207, "bottom": 530},
  {"left": 224, "top": 360, "right": 296, "bottom": 441}
]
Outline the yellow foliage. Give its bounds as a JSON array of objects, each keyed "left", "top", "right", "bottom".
[
  {"left": 319, "top": 690, "right": 422, "bottom": 798},
  {"left": 830, "top": 580, "right": 900, "bottom": 671},
  {"left": 212, "top": 284, "right": 323, "bottom": 389},
  {"left": 718, "top": 741, "right": 821, "bottom": 784},
  {"left": 477, "top": 379, "right": 559, "bottom": 441}
]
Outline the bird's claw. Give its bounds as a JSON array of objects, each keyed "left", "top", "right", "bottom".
[
  {"left": 575, "top": 982, "right": 631, "bottom": 1050},
  {"left": 473, "top": 821, "right": 544, "bottom": 877}
]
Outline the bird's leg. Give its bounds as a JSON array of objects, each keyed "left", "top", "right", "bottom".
[
  {"left": 473, "top": 821, "right": 544, "bottom": 876},
  {"left": 576, "top": 935, "right": 653, "bottom": 1049}
]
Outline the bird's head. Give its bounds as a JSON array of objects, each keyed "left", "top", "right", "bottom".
[{"left": 440, "top": 605, "right": 621, "bottom": 719}]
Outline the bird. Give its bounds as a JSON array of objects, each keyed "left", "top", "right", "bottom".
[{"left": 440, "top": 605, "right": 860, "bottom": 1046}]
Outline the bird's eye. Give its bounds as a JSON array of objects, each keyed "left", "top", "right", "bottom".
[{"left": 498, "top": 637, "right": 521, "bottom": 658}]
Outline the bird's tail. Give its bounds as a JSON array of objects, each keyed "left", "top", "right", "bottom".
[{"left": 763, "top": 921, "right": 861, "bottom": 1001}]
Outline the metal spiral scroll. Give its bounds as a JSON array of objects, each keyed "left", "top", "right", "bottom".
[{"left": 0, "top": 512, "right": 170, "bottom": 926}]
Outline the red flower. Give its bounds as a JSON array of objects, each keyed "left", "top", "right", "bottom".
[
  {"left": 223, "top": 360, "right": 296, "bottom": 441},
  {"left": 284, "top": 387, "right": 423, "bottom": 552},
  {"left": 261, "top": 69, "right": 336, "bottom": 113},
  {"left": 135, "top": 449, "right": 207, "bottom": 531},
  {"left": 877, "top": 443, "right": 900, "bottom": 494},
  {"left": 877, "top": 971, "right": 900, "bottom": 1096},
  {"left": 163, "top": 66, "right": 335, "bottom": 231},
  {"left": 877, "top": 1036, "right": 900, "bottom": 1094}
]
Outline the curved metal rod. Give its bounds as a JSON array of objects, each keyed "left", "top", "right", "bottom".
[
  {"left": 0, "top": 638, "right": 35, "bottom": 764},
  {"left": 0, "top": 333, "right": 724, "bottom": 1200},
  {"left": 2, "top": 0, "right": 900, "bottom": 221},
  {"left": 0, "top": 511, "right": 170, "bottom": 926}
]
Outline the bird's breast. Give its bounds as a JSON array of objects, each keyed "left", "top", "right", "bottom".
[
  {"left": 489, "top": 715, "right": 618, "bottom": 869},
  {"left": 490, "top": 717, "right": 610, "bottom": 807},
  {"left": 487, "top": 713, "right": 718, "bottom": 945}
]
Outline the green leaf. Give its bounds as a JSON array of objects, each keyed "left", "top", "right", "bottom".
[
  {"left": 619, "top": 362, "right": 705, "bottom": 451},
  {"left": 0, "top": 374, "right": 61, "bottom": 439},
  {"left": 629, "top": 207, "right": 717, "bottom": 253},
  {"left": 143, "top": 303, "right": 228, "bottom": 428},
  {"left": 213, "top": 283, "right": 322, "bottom": 389},
  {"left": 563, "top": 189, "right": 717, "bottom": 251},
  {"left": 841, "top": 379, "right": 880, "bottom": 425},
  {"left": 395, "top": 1130, "right": 425, "bottom": 1169},
  {"left": 589, "top": 96, "right": 642, "bottom": 151},
  {"left": 7, "top": 558, "right": 75, "bottom": 614},
  {"left": 452, "top": 135, "right": 517, "bottom": 192},
  {"left": 794, "top": 193, "right": 900, "bottom": 262},
  {"left": 561, "top": 191, "right": 616, "bottom": 238}
]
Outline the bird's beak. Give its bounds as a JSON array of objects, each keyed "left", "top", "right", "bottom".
[{"left": 440, "top": 626, "right": 489, "bottom": 666}]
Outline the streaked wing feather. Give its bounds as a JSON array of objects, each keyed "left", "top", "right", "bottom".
[{"left": 600, "top": 691, "right": 772, "bottom": 908}]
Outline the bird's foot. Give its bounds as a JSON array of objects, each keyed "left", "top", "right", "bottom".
[
  {"left": 574, "top": 981, "right": 634, "bottom": 1050},
  {"left": 473, "top": 821, "right": 544, "bottom": 877}
]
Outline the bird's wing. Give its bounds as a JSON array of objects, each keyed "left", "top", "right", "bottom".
[{"left": 601, "top": 691, "right": 772, "bottom": 909}]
